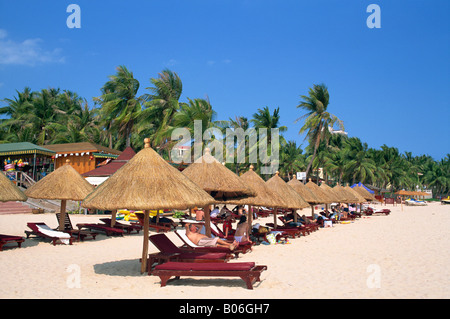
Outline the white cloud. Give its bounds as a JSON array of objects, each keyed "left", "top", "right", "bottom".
[
  {"left": 207, "top": 59, "right": 231, "bottom": 66},
  {"left": 164, "top": 58, "right": 177, "bottom": 67},
  {"left": 0, "top": 29, "right": 65, "bottom": 66}
]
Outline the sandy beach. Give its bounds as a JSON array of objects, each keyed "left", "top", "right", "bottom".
[{"left": 0, "top": 202, "right": 449, "bottom": 299}]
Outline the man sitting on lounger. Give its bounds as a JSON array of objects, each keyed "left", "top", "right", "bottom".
[{"left": 185, "top": 223, "right": 238, "bottom": 250}]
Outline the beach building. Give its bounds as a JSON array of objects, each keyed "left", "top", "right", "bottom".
[
  {"left": 82, "top": 146, "right": 136, "bottom": 186},
  {"left": 44, "top": 142, "right": 121, "bottom": 175},
  {"left": 0, "top": 142, "right": 56, "bottom": 183}
]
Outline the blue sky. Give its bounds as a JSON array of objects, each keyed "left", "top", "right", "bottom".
[{"left": 0, "top": 0, "right": 449, "bottom": 160}]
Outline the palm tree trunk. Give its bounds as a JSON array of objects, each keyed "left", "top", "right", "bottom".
[{"left": 304, "top": 142, "right": 319, "bottom": 183}]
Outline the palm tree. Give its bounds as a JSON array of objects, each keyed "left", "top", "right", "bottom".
[
  {"left": 296, "top": 83, "right": 343, "bottom": 182},
  {"left": 251, "top": 106, "right": 287, "bottom": 143},
  {"left": 342, "top": 137, "right": 376, "bottom": 184},
  {"left": 139, "top": 69, "right": 183, "bottom": 152},
  {"left": 279, "top": 140, "right": 305, "bottom": 180},
  {"left": 94, "top": 65, "right": 142, "bottom": 148}
]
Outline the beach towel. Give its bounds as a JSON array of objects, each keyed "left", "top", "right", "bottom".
[
  {"left": 197, "top": 237, "right": 219, "bottom": 247},
  {"left": 36, "top": 224, "right": 71, "bottom": 245}
]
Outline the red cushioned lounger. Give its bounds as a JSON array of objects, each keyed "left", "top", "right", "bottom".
[
  {"left": 152, "top": 262, "right": 267, "bottom": 289},
  {"left": 0, "top": 234, "right": 25, "bottom": 251}
]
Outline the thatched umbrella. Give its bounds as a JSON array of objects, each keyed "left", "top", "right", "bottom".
[
  {"left": 25, "top": 160, "right": 94, "bottom": 231},
  {"left": 344, "top": 185, "right": 366, "bottom": 203},
  {"left": 353, "top": 185, "right": 377, "bottom": 202},
  {"left": 305, "top": 179, "right": 334, "bottom": 204},
  {"left": 266, "top": 172, "right": 309, "bottom": 228},
  {"left": 82, "top": 139, "right": 215, "bottom": 273},
  {"left": 229, "top": 165, "right": 285, "bottom": 234},
  {"left": 288, "top": 178, "right": 322, "bottom": 204},
  {"left": 288, "top": 177, "right": 325, "bottom": 222},
  {"left": 305, "top": 179, "right": 334, "bottom": 217},
  {"left": 0, "top": 172, "right": 28, "bottom": 202},
  {"left": 332, "top": 184, "right": 359, "bottom": 203},
  {"left": 182, "top": 148, "right": 256, "bottom": 236},
  {"left": 319, "top": 183, "right": 341, "bottom": 203}
]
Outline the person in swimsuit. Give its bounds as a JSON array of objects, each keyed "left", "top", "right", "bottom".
[{"left": 185, "top": 223, "right": 238, "bottom": 250}]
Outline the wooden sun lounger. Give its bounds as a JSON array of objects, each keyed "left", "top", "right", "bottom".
[
  {"left": 76, "top": 223, "right": 124, "bottom": 236},
  {"left": 100, "top": 218, "right": 142, "bottom": 234},
  {"left": 55, "top": 213, "right": 97, "bottom": 241},
  {"left": 0, "top": 234, "right": 25, "bottom": 251},
  {"left": 365, "top": 208, "right": 391, "bottom": 216},
  {"left": 147, "top": 234, "right": 232, "bottom": 273},
  {"left": 152, "top": 261, "right": 267, "bottom": 289},
  {"left": 264, "top": 223, "right": 304, "bottom": 238},
  {"left": 25, "top": 222, "right": 73, "bottom": 246}
]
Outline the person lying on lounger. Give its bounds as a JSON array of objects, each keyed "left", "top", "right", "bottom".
[{"left": 185, "top": 223, "right": 238, "bottom": 250}]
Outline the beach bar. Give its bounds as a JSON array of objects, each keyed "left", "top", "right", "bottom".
[
  {"left": 0, "top": 142, "right": 56, "bottom": 182},
  {"left": 44, "top": 142, "right": 121, "bottom": 175}
]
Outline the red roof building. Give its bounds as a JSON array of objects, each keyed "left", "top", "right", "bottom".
[{"left": 83, "top": 146, "right": 136, "bottom": 178}]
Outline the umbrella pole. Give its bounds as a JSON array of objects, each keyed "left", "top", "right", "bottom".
[
  {"left": 141, "top": 210, "right": 150, "bottom": 274},
  {"left": 248, "top": 205, "right": 253, "bottom": 237},
  {"left": 111, "top": 210, "right": 116, "bottom": 228},
  {"left": 204, "top": 205, "right": 211, "bottom": 237},
  {"left": 59, "top": 199, "right": 67, "bottom": 231},
  {"left": 273, "top": 207, "right": 277, "bottom": 229}
]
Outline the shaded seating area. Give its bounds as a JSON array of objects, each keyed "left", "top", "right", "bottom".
[
  {"left": 55, "top": 213, "right": 97, "bottom": 241},
  {"left": 0, "top": 234, "right": 25, "bottom": 251},
  {"left": 147, "top": 234, "right": 232, "bottom": 273},
  {"left": 25, "top": 222, "right": 73, "bottom": 245},
  {"left": 152, "top": 261, "right": 267, "bottom": 290}
]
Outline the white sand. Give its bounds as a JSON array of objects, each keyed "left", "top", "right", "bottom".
[{"left": 0, "top": 202, "right": 449, "bottom": 299}]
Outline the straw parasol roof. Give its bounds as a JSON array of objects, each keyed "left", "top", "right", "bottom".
[
  {"left": 182, "top": 148, "right": 256, "bottom": 203},
  {"left": 25, "top": 161, "right": 94, "bottom": 201},
  {"left": 305, "top": 179, "right": 334, "bottom": 204},
  {"left": 229, "top": 165, "right": 284, "bottom": 207},
  {"left": 344, "top": 185, "right": 366, "bottom": 203},
  {"left": 395, "top": 190, "right": 415, "bottom": 196},
  {"left": 82, "top": 138, "right": 215, "bottom": 274},
  {"left": 353, "top": 185, "right": 377, "bottom": 201},
  {"left": 319, "top": 183, "right": 341, "bottom": 203},
  {"left": 82, "top": 145, "right": 215, "bottom": 211},
  {"left": 332, "top": 184, "right": 359, "bottom": 203},
  {"left": 25, "top": 160, "right": 95, "bottom": 231},
  {"left": 287, "top": 178, "right": 322, "bottom": 204},
  {"left": 0, "top": 172, "right": 28, "bottom": 202},
  {"left": 266, "top": 172, "right": 309, "bottom": 209}
]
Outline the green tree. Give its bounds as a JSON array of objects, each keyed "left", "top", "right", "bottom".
[
  {"left": 296, "top": 83, "right": 343, "bottom": 181},
  {"left": 94, "top": 65, "right": 142, "bottom": 148}
]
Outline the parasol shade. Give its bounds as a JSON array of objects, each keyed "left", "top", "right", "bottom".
[
  {"left": 0, "top": 172, "right": 28, "bottom": 202},
  {"left": 182, "top": 148, "right": 256, "bottom": 202}
]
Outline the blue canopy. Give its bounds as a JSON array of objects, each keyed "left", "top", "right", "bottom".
[{"left": 350, "top": 182, "right": 375, "bottom": 194}]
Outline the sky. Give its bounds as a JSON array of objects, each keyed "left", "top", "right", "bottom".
[{"left": 0, "top": 0, "right": 449, "bottom": 161}]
